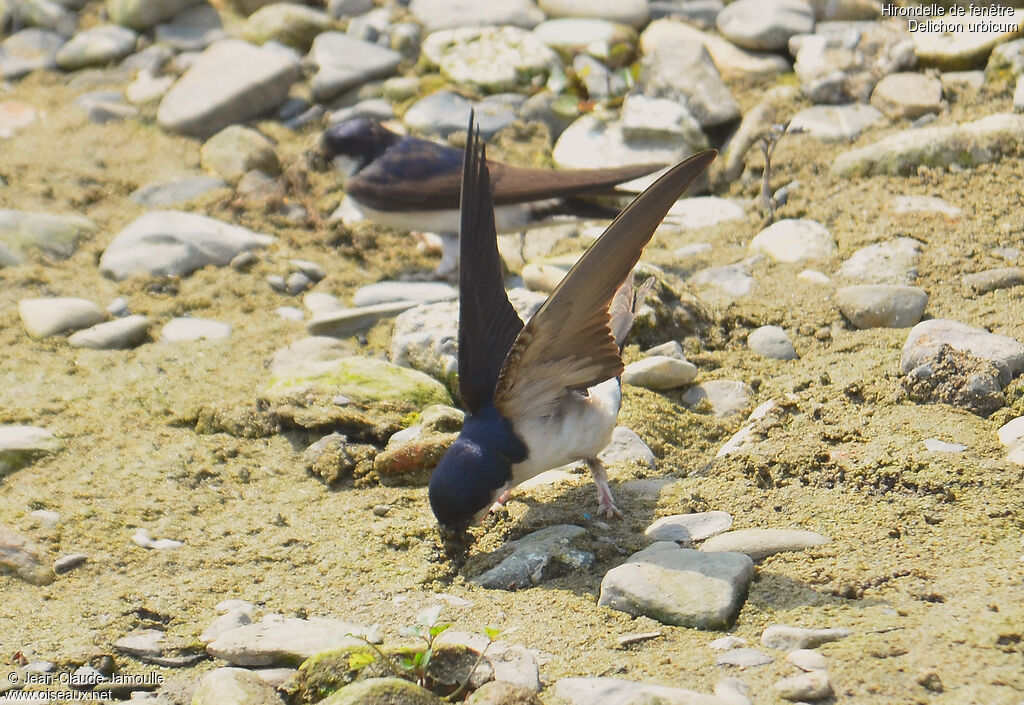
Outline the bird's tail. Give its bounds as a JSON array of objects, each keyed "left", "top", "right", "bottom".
[{"left": 609, "top": 275, "right": 655, "bottom": 350}]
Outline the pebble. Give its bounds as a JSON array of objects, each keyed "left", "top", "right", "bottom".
[
  {"left": 715, "top": 648, "right": 774, "bottom": 668},
  {"left": 126, "top": 71, "right": 175, "bottom": 103},
  {"left": 681, "top": 380, "right": 754, "bottom": 417},
  {"left": 641, "top": 19, "right": 790, "bottom": 80},
  {"left": 913, "top": 8, "right": 1024, "bottom": 71},
  {"left": 689, "top": 264, "right": 754, "bottom": 298},
  {"left": 701, "top": 528, "right": 830, "bottom": 560},
  {"left": 870, "top": 72, "right": 943, "bottom": 120},
  {"left": 664, "top": 197, "right": 746, "bottom": 229},
  {"left": 53, "top": 553, "right": 88, "bottom": 574},
  {"left": 200, "top": 126, "right": 279, "bottom": 183},
  {"left": 0, "top": 425, "right": 62, "bottom": 476},
  {"left": 714, "top": 677, "right": 753, "bottom": 705},
  {"left": 106, "top": 0, "right": 201, "bottom": 31},
  {"left": 834, "top": 284, "right": 929, "bottom": 329},
  {"left": 0, "top": 526, "right": 55, "bottom": 585},
  {"left": 788, "top": 104, "right": 883, "bottom": 142},
  {"left": 553, "top": 112, "right": 701, "bottom": 174},
  {"left": 552, "top": 677, "right": 726, "bottom": 705},
  {"left": 787, "top": 648, "right": 828, "bottom": 671},
  {"left": 306, "top": 301, "right": 419, "bottom": 337},
  {"left": 997, "top": 416, "right": 1024, "bottom": 449},
  {"left": 749, "top": 219, "right": 836, "bottom": 263},
  {"left": 54, "top": 24, "right": 138, "bottom": 70},
  {"left": 160, "top": 317, "right": 232, "bottom": 342},
  {"left": 709, "top": 636, "right": 747, "bottom": 650},
  {"left": 303, "top": 292, "right": 342, "bottom": 315},
  {"left": 401, "top": 90, "right": 474, "bottom": 137},
  {"left": 131, "top": 528, "right": 182, "bottom": 550},
  {"left": 533, "top": 18, "right": 637, "bottom": 64},
  {"left": 833, "top": 113, "right": 1024, "bottom": 177},
  {"left": 923, "top": 438, "right": 967, "bottom": 453},
  {"left": 987, "top": 37, "right": 1024, "bottom": 82},
  {"left": 774, "top": 670, "right": 833, "bottom": 701},
  {"left": 616, "top": 631, "right": 663, "bottom": 647},
  {"left": 435, "top": 630, "right": 542, "bottom": 691},
  {"left": 798, "top": 269, "right": 830, "bottom": 284},
  {"left": 30, "top": 509, "right": 60, "bottom": 527},
  {"left": 352, "top": 281, "right": 457, "bottom": 307},
  {"left": 409, "top": 0, "right": 544, "bottom": 32},
  {"left": 200, "top": 611, "right": 253, "bottom": 644},
  {"left": 421, "top": 26, "right": 559, "bottom": 93},
  {"left": 716, "top": 0, "right": 814, "bottom": 52},
  {"left": 67, "top": 314, "right": 151, "bottom": 350},
  {"left": 306, "top": 32, "right": 402, "bottom": 103},
  {"left": 242, "top": 3, "right": 329, "bottom": 51},
  {"left": 637, "top": 38, "right": 740, "bottom": 127},
  {"left": 286, "top": 271, "right": 312, "bottom": 295},
  {"left": 963, "top": 267, "right": 1024, "bottom": 295},
  {"left": 154, "top": 4, "right": 225, "bottom": 51},
  {"left": 889, "top": 195, "right": 961, "bottom": 217},
  {"left": 761, "top": 624, "right": 851, "bottom": 650},
  {"left": 901, "top": 319, "right": 1024, "bottom": 386},
  {"left": 130, "top": 176, "right": 227, "bottom": 207},
  {"left": 539, "top": 0, "right": 648, "bottom": 27},
  {"left": 156, "top": 38, "right": 301, "bottom": 137},
  {"left": 99, "top": 210, "right": 274, "bottom": 280},
  {"left": 747, "top": 325, "right": 797, "bottom": 360},
  {"left": 599, "top": 542, "right": 754, "bottom": 629},
  {"left": 206, "top": 615, "right": 374, "bottom": 666},
  {"left": 836, "top": 237, "right": 922, "bottom": 285},
  {"left": 0, "top": 28, "right": 66, "bottom": 79},
  {"left": 941, "top": 70, "right": 985, "bottom": 100},
  {"left": 192, "top": 667, "right": 282, "bottom": 705},
  {"left": 16, "top": 0, "right": 77, "bottom": 35},
  {"left": 18, "top": 297, "right": 106, "bottom": 338},
  {"left": 597, "top": 426, "right": 656, "bottom": 470},
  {"left": 522, "top": 262, "right": 570, "bottom": 293},
  {"left": 644, "top": 510, "right": 734, "bottom": 543},
  {"left": 473, "top": 525, "right": 595, "bottom": 591},
  {"left": 0, "top": 209, "right": 96, "bottom": 265},
  {"left": 622, "top": 355, "right": 698, "bottom": 391}
]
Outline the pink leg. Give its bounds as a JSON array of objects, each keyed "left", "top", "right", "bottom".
[{"left": 587, "top": 458, "right": 623, "bottom": 519}]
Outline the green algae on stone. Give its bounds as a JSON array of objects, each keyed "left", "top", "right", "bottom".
[
  {"left": 192, "top": 667, "right": 283, "bottom": 705},
  {"left": 0, "top": 209, "right": 96, "bottom": 266},
  {"left": 267, "top": 357, "right": 451, "bottom": 408},
  {"left": 318, "top": 677, "right": 442, "bottom": 705}
]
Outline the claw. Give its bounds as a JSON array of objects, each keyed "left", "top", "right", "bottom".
[{"left": 588, "top": 457, "right": 623, "bottom": 520}]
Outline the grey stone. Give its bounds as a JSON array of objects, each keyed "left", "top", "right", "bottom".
[
  {"left": 266, "top": 355, "right": 450, "bottom": 406},
  {"left": 0, "top": 426, "right": 61, "bottom": 475},
  {"left": 242, "top": 2, "right": 329, "bottom": 51},
  {"left": 834, "top": 284, "right": 929, "bottom": 329},
  {"left": 473, "top": 525, "right": 595, "bottom": 590},
  {"left": 160, "top": 317, "right": 232, "bottom": 342},
  {"left": 327, "top": 0, "right": 374, "bottom": 19},
  {"left": 964, "top": 267, "right": 1024, "bottom": 295},
  {"left": 100, "top": 210, "right": 274, "bottom": 280},
  {"left": 0, "top": 526, "right": 54, "bottom": 585},
  {"left": 533, "top": 18, "right": 638, "bottom": 64},
  {"left": 923, "top": 438, "right": 967, "bottom": 453},
  {"left": 553, "top": 112, "right": 704, "bottom": 175},
  {"left": 200, "top": 125, "right": 279, "bottom": 183},
  {"left": 901, "top": 319, "right": 1024, "bottom": 386},
  {"left": 637, "top": 39, "right": 740, "bottom": 127},
  {"left": 787, "top": 648, "right": 828, "bottom": 671},
  {"left": 715, "top": 648, "right": 774, "bottom": 667},
  {"left": 0, "top": 210, "right": 96, "bottom": 265},
  {"left": 154, "top": 3, "right": 225, "bottom": 51},
  {"left": 409, "top": 0, "right": 544, "bottom": 32},
  {"left": 572, "top": 53, "right": 627, "bottom": 98},
  {"left": 836, "top": 237, "right": 922, "bottom": 285},
  {"left": 713, "top": 677, "right": 753, "bottom": 705},
  {"left": 306, "top": 31, "right": 402, "bottom": 103},
  {"left": 762, "top": 623, "right": 851, "bottom": 650},
  {"left": 55, "top": 25, "right": 137, "bottom": 69},
  {"left": 645, "top": 511, "right": 733, "bottom": 543},
  {"left": 157, "top": 39, "right": 301, "bottom": 137},
  {"left": 598, "top": 426, "right": 656, "bottom": 470},
  {"left": 16, "top": 0, "right": 77, "bottom": 35},
  {"left": 747, "top": 326, "right": 797, "bottom": 360},
  {"left": 421, "top": 25, "right": 559, "bottom": 93},
  {"left": 402, "top": 90, "right": 474, "bottom": 137},
  {"left": 126, "top": 71, "right": 175, "bottom": 104},
  {"left": 833, "top": 113, "right": 1024, "bottom": 177},
  {"left": 717, "top": 0, "right": 814, "bottom": 51},
  {"left": 0, "top": 100, "right": 37, "bottom": 139},
  {"left": 552, "top": 677, "right": 728, "bottom": 705},
  {"left": 997, "top": 416, "right": 1024, "bottom": 449},
  {"left": 129, "top": 176, "right": 226, "bottom": 207},
  {"left": 435, "top": 630, "right": 541, "bottom": 692},
  {"left": 701, "top": 528, "right": 830, "bottom": 560},
  {"left": 538, "top": 0, "right": 648, "bottom": 27},
  {"left": 622, "top": 355, "right": 698, "bottom": 390},
  {"left": 665, "top": 197, "right": 745, "bottom": 229},
  {"left": 788, "top": 104, "right": 883, "bottom": 142},
  {"left": 641, "top": 18, "right": 790, "bottom": 80},
  {"left": 73, "top": 89, "right": 139, "bottom": 124},
  {"left": 200, "top": 610, "right": 254, "bottom": 644},
  {"left": 774, "top": 670, "right": 833, "bottom": 701},
  {"left": 681, "top": 380, "right": 754, "bottom": 417},
  {"left": 621, "top": 94, "right": 705, "bottom": 144},
  {"left": 0, "top": 28, "right": 65, "bottom": 80},
  {"left": 941, "top": 70, "right": 985, "bottom": 100},
  {"left": 870, "top": 72, "right": 943, "bottom": 120},
  {"left": 889, "top": 195, "right": 961, "bottom": 217},
  {"left": 106, "top": 0, "right": 202, "bottom": 31},
  {"left": 353, "top": 281, "right": 457, "bottom": 307},
  {"left": 18, "top": 297, "right": 105, "bottom": 338},
  {"left": 206, "top": 615, "right": 374, "bottom": 667},
  {"left": 689, "top": 264, "right": 754, "bottom": 299},
  {"left": 192, "top": 667, "right": 281, "bottom": 705},
  {"left": 306, "top": 302, "right": 419, "bottom": 337},
  {"left": 913, "top": 8, "right": 1024, "bottom": 71},
  {"left": 53, "top": 553, "right": 88, "bottom": 574},
  {"left": 599, "top": 543, "right": 754, "bottom": 628},
  {"left": 67, "top": 315, "right": 151, "bottom": 349},
  {"left": 749, "top": 220, "right": 836, "bottom": 263}
]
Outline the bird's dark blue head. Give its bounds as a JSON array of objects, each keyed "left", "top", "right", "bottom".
[
  {"left": 428, "top": 406, "right": 527, "bottom": 533},
  {"left": 320, "top": 118, "right": 402, "bottom": 169}
]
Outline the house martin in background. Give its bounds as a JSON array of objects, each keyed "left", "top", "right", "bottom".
[
  {"left": 320, "top": 118, "right": 670, "bottom": 274},
  {"left": 427, "top": 116, "right": 716, "bottom": 535}
]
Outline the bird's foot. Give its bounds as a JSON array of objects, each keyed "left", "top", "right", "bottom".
[
  {"left": 588, "top": 458, "right": 623, "bottom": 520},
  {"left": 597, "top": 496, "right": 623, "bottom": 520}
]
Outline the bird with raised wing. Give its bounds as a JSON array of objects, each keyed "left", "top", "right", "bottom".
[{"left": 428, "top": 117, "right": 716, "bottom": 533}]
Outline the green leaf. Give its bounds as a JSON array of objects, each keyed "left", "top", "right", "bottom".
[
  {"left": 484, "top": 627, "right": 501, "bottom": 641},
  {"left": 348, "top": 651, "right": 376, "bottom": 670},
  {"left": 399, "top": 656, "right": 416, "bottom": 671},
  {"left": 429, "top": 623, "right": 451, "bottom": 639}
]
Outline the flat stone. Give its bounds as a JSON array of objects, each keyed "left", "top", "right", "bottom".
[
  {"left": 788, "top": 104, "right": 883, "bottom": 142},
  {"left": 15, "top": 0, "right": 77, "bottom": 35},
  {"left": 409, "top": 0, "right": 544, "bottom": 32},
  {"left": 242, "top": 2, "right": 329, "bottom": 51},
  {"left": 106, "top": 0, "right": 202, "bottom": 31},
  {"left": 126, "top": 71, "right": 175, "bottom": 104},
  {"left": 622, "top": 355, "right": 698, "bottom": 391},
  {"left": 716, "top": 0, "right": 814, "bottom": 51},
  {"left": 538, "top": 0, "right": 648, "bottom": 27},
  {"left": 0, "top": 28, "right": 66, "bottom": 79},
  {"left": 749, "top": 219, "right": 836, "bottom": 263},
  {"left": 67, "top": 315, "right": 150, "bottom": 349},
  {"left": 913, "top": 8, "right": 1024, "bottom": 71},
  {"left": 963, "top": 267, "right": 1024, "bottom": 295},
  {"left": 787, "top": 649, "right": 828, "bottom": 671},
  {"left": 870, "top": 72, "right": 943, "bottom": 120},
  {"left": 401, "top": 90, "right": 475, "bottom": 137},
  {"left": 641, "top": 18, "right": 790, "bottom": 80},
  {"left": 836, "top": 237, "right": 922, "bottom": 285},
  {"left": 53, "top": 553, "right": 87, "bottom": 574},
  {"left": 18, "top": 297, "right": 105, "bottom": 338},
  {"left": 774, "top": 671, "right": 832, "bottom": 701},
  {"left": 352, "top": 281, "right": 457, "bottom": 307},
  {"left": 701, "top": 529, "right": 830, "bottom": 561},
  {"left": 306, "top": 302, "right": 419, "bottom": 337},
  {"left": 715, "top": 400, "right": 781, "bottom": 458},
  {"left": 306, "top": 32, "right": 402, "bottom": 103},
  {"left": 0, "top": 209, "right": 95, "bottom": 266},
  {"left": 0, "top": 426, "right": 61, "bottom": 475},
  {"left": 923, "top": 438, "right": 967, "bottom": 453},
  {"left": 901, "top": 319, "right": 1024, "bottom": 386},
  {"left": 997, "top": 416, "right": 1024, "bottom": 449},
  {"left": 941, "top": 70, "right": 985, "bottom": 99},
  {"left": 435, "top": 630, "right": 541, "bottom": 692},
  {"left": 207, "top": 615, "right": 373, "bottom": 667},
  {"left": 154, "top": 3, "right": 225, "bottom": 51},
  {"left": 266, "top": 355, "right": 451, "bottom": 407},
  {"left": 201, "top": 611, "right": 253, "bottom": 644},
  {"left": 552, "top": 677, "right": 728, "bottom": 705},
  {"left": 889, "top": 195, "right": 961, "bottom": 217},
  {"left": 715, "top": 648, "right": 774, "bottom": 668},
  {"left": 160, "top": 317, "right": 232, "bottom": 342},
  {"left": 597, "top": 426, "right": 656, "bottom": 470},
  {"left": 100, "top": 210, "right": 274, "bottom": 280},
  {"left": 192, "top": 667, "right": 282, "bottom": 705},
  {"left": 0, "top": 526, "right": 54, "bottom": 585},
  {"left": 599, "top": 543, "right": 754, "bottom": 629},
  {"left": 637, "top": 38, "right": 740, "bottom": 127},
  {"left": 318, "top": 678, "right": 440, "bottom": 705},
  {"left": 533, "top": 18, "right": 637, "bottom": 63},
  {"left": 621, "top": 94, "right": 704, "bottom": 142},
  {"left": 762, "top": 623, "right": 851, "bottom": 650},
  {"left": 689, "top": 264, "right": 754, "bottom": 298},
  {"left": 747, "top": 325, "right": 797, "bottom": 360},
  {"left": 833, "top": 113, "right": 1024, "bottom": 177},
  {"left": 553, "top": 112, "right": 704, "bottom": 175},
  {"left": 55, "top": 25, "right": 138, "bottom": 70},
  {"left": 473, "top": 525, "right": 595, "bottom": 591},
  {"left": 665, "top": 197, "right": 746, "bottom": 229},
  {"left": 157, "top": 39, "right": 300, "bottom": 137},
  {"left": 834, "top": 284, "right": 929, "bottom": 329},
  {"left": 130, "top": 176, "right": 227, "bottom": 207},
  {"left": 645, "top": 511, "right": 734, "bottom": 543},
  {"left": 421, "top": 25, "right": 558, "bottom": 93},
  {"left": 681, "top": 380, "right": 754, "bottom": 417}
]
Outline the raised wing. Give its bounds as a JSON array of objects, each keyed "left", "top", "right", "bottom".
[
  {"left": 456, "top": 117, "right": 525, "bottom": 414},
  {"left": 493, "top": 150, "right": 717, "bottom": 423}
]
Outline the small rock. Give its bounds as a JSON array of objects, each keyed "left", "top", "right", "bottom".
[
  {"left": 834, "top": 284, "right": 929, "bottom": 329},
  {"left": 701, "top": 528, "right": 830, "bottom": 560},
  {"left": 747, "top": 325, "right": 797, "bottom": 360},
  {"left": 421, "top": 26, "right": 559, "bottom": 93},
  {"left": 716, "top": 0, "right": 814, "bottom": 51},
  {"left": 901, "top": 319, "right": 1024, "bottom": 386},
  {"left": 641, "top": 18, "right": 790, "bottom": 80},
  {"left": 552, "top": 677, "right": 725, "bottom": 705},
  {"left": 709, "top": 636, "right": 747, "bottom": 650},
  {"left": 0, "top": 209, "right": 96, "bottom": 266},
  {"left": 923, "top": 438, "right": 967, "bottom": 453},
  {"left": 55, "top": 24, "right": 138, "bottom": 70},
  {"left": 409, "top": 0, "right": 544, "bottom": 32},
  {"left": 913, "top": 8, "right": 1024, "bottom": 71},
  {"left": 352, "top": 281, "right": 457, "bottom": 307},
  {"left": 201, "top": 125, "right": 279, "bottom": 183},
  {"left": 616, "top": 631, "right": 663, "bottom": 647},
  {"left": 207, "top": 615, "right": 374, "bottom": 667},
  {"left": 836, "top": 237, "right": 922, "bottom": 285},
  {"left": 715, "top": 648, "right": 774, "bottom": 668},
  {"left": 713, "top": 677, "right": 753, "bottom": 705},
  {"left": 749, "top": 219, "right": 836, "bottom": 263},
  {"left": 774, "top": 670, "right": 833, "bottom": 701},
  {"left": 870, "top": 72, "right": 943, "bottom": 120},
  {"left": 242, "top": 3, "right": 329, "bottom": 51},
  {"left": 787, "top": 649, "right": 827, "bottom": 671},
  {"left": 154, "top": 3, "right": 225, "bottom": 51},
  {"left": 538, "top": 0, "right": 649, "bottom": 27},
  {"left": 645, "top": 511, "right": 734, "bottom": 543},
  {"left": 997, "top": 416, "right": 1024, "bottom": 449},
  {"left": 689, "top": 264, "right": 754, "bottom": 298},
  {"left": 131, "top": 528, "right": 182, "bottom": 550},
  {"left": 306, "top": 32, "right": 402, "bottom": 103},
  {"left": 0, "top": 526, "right": 54, "bottom": 585},
  {"left": 130, "top": 176, "right": 226, "bottom": 207},
  {"left": 192, "top": 667, "right": 282, "bottom": 705},
  {"left": 761, "top": 623, "right": 851, "bottom": 650},
  {"left": 664, "top": 196, "right": 745, "bottom": 229},
  {"left": 306, "top": 302, "right": 419, "bottom": 337},
  {"left": 637, "top": 38, "right": 740, "bottom": 127},
  {"left": 267, "top": 355, "right": 451, "bottom": 407},
  {"left": 373, "top": 431, "right": 457, "bottom": 481},
  {"left": 681, "top": 380, "right": 753, "bottom": 417},
  {"left": 622, "top": 355, "right": 698, "bottom": 390},
  {"left": 67, "top": 315, "right": 150, "bottom": 350},
  {"left": 0, "top": 28, "right": 66, "bottom": 79},
  {"left": 53, "top": 553, "right": 88, "bottom": 574},
  {"left": 889, "top": 195, "right": 961, "bottom": 217},
  {"left": 106, "top": 0, "right": 203, "bottom": 31},
  {"left": 18, "top": 297, "right": 106, "bottom": 338},
  {"left": 597, "top": 426, "right": 655, "bottom": 470},
  {"left": 160, "top": 317, "right": 232, "bottom": 342},
  {"left": 0, "top": 425, "right": 61, "bottom": 474},
  {"left": 788, "top": 104, "right": 883, "bottom": 142},
  {"left": 963, "top": 267, "right": 1024, "bottom": 295},
  {"left": 473, "top": 525, "right": 595, "bottom": 591}
]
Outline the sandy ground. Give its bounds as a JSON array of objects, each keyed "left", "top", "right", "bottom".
[{"left": 1, "top": 67, "right": 1023, "bottom": 705}]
